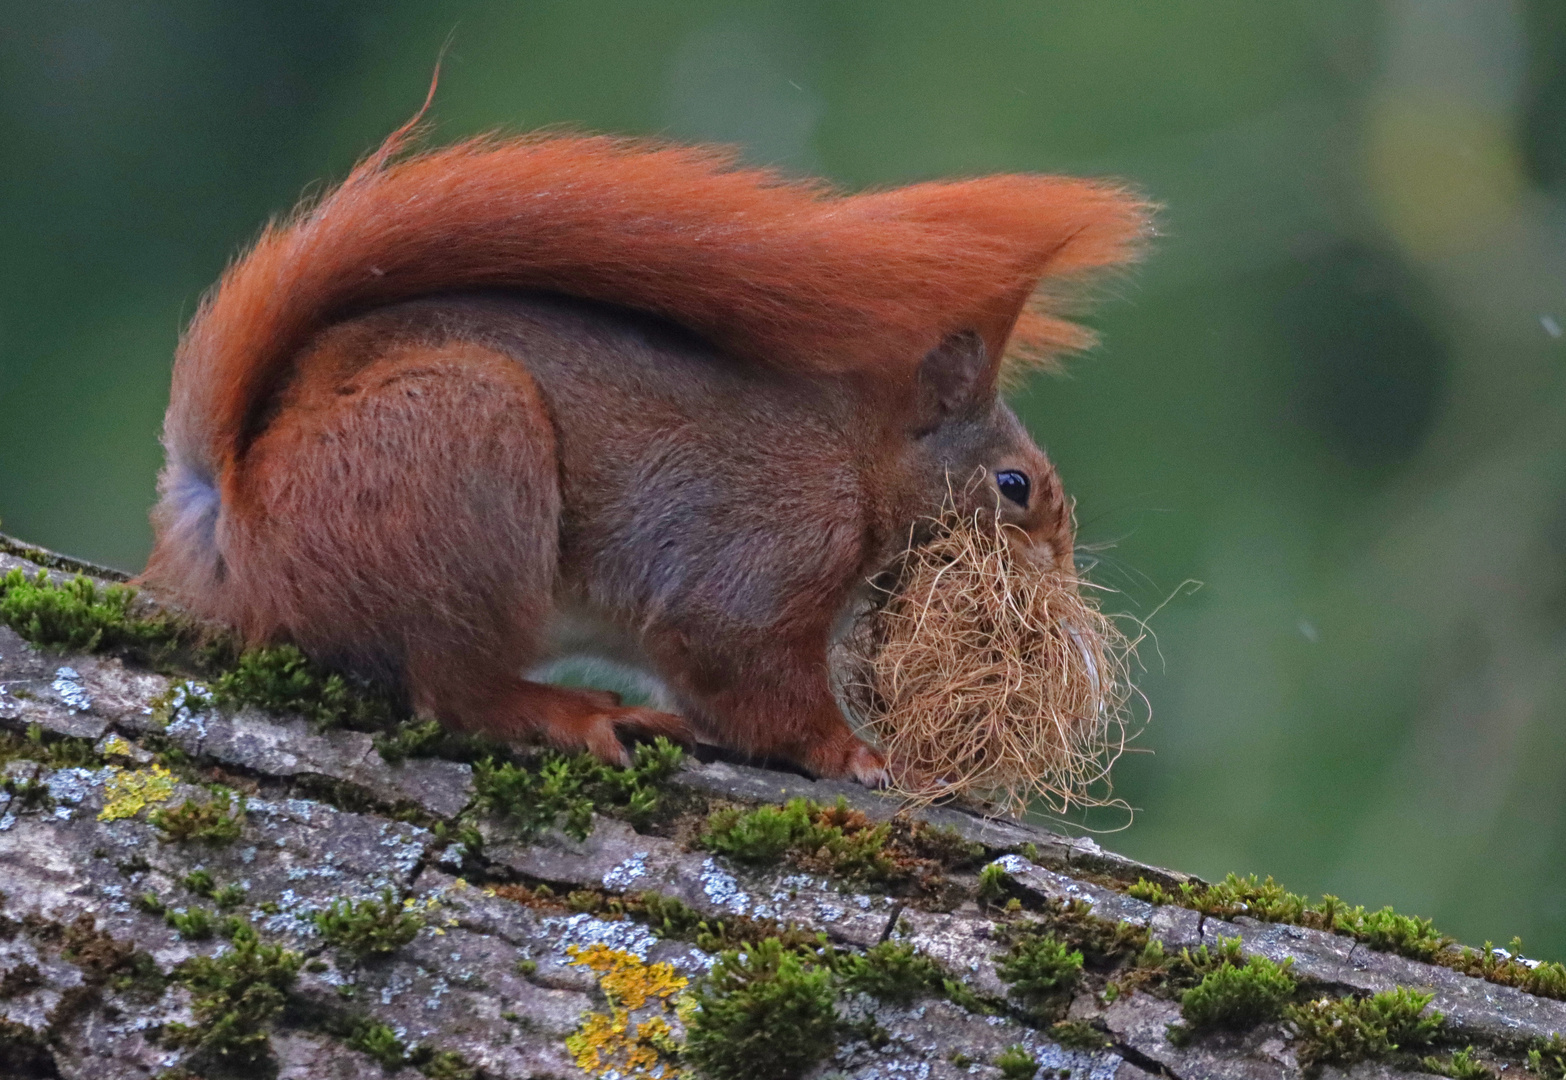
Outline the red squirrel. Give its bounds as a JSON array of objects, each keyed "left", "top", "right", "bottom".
[{"left": 142, "top": 124, "right": 1147, "bottom": 786}]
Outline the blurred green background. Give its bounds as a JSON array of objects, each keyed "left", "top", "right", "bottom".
[{"left": 2, "top": 2, "right": 1564, "bottom": 957}]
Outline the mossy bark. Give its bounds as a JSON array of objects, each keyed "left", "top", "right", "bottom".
[{"left": 0, "top": 533, "right": 1563, "bottom": 1080}]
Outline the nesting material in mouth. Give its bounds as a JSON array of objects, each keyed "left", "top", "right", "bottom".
[{"left": 839, "top": 507, "right": 1138, "bottom": 817}]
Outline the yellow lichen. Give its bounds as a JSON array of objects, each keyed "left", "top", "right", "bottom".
[
  {"left": 98, "top": 734, "right": 136, "bottom": 759},
  {"left": 567, "top": 1011, "right": 623, "bottom": 1074},
  {"left": 97, "top": 763, "right": 176, "bottom": 822},
  {"left": 572, "top": 943, "right": 688, "bottom": 1010},
  {"left": 565, "top": 944, "right": 688, "bottom": 1078}
]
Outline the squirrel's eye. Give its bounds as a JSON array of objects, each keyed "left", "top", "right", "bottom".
[{"left": 995, "top": 470, "right": 1030, "bottom": 507}]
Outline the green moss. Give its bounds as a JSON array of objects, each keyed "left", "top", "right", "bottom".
[
  {"left": 982, "top": 861, "right": 1150, "bottom": 971},
  {"left": 653, "top": 894, "right": 825, "bottom": 958},
  {"left": 552, "top": 888, "right": 847, "bottom": 989},
  {"left": 210, "top": 644, "right": 398, "bottom": 733},
  {"left": 213, "top": 883, "right": 249, "bottom": 911},
  {"left": 977, "top": 861, "right": 1010, "bottom": 902},
  {"left": 177, "top": 869, "right": 248, "bottom": 912},
  {"left": 1423, "top": 1046, "right": 1495, "bottom": 1079},
  {"left": 1036, "top": 898, "right": 1149, "bottom": 969},
  {"left": 0, "top": 566, "right": 460, "bottom": 771},
  {"left": 314, "top": 887, "right": 423, "bottom": 963},
  {"left": 941, "top": 975, "right": 998, "bottom": 1015},
  {"left": 1352, "top": 907, "right": 1452, "bottom": 963},
  {"left": 1178, "top": 953, "right": 1296, "bottom": 1031},
  {"left": 1286, "top": 987, "right": 1442, "bottom": 1071},
  {"left": 1186, "top": 874, "right": 1315, "bottom": 922},
  {"left": 702, "top": 801, "right": 806, "bottom": 862},
  {"left": 684, "top": 937, "right": 840, "bottom": 1080},
  {"left": 346, "top": 1019, "right": 408, "bottom": 1069},
  {"left": 903, "top": 822, "right": 987, "bottom": 869},
  {"left": 994, "top": 927, "right": 1083, "bottom": 1019},
  {"left": 1156, "top": 935, "right": 1246, "bottom": 990},
  {"left": 1133, "top": 936, "right": 1168, "bottom": 971},
  {"left": 150, "top": 787, "right": 245, "bottom": 845},
  {"left": 0, "top": 535, "right": 127, "bottom": 579},
  {"left": 1120, "top": 870, "right": 1566, "bottom": 1007},
  {"left": 372, "top": 718, "right": 451, "bottom": 764},
  {"left": 181, "top": 869, "right": 216, "bottom": 897},
  {"left": 40, "top": 732, "right": 101, "bottom": 769},
  {"left": 147, "top": 680, "right": 211, "bottom": 728},
  {"left": 473, "top": 737, "right": 683, "bottom": 841},
  {"left": 1127, "top": 877, "right": 1173, "bottom": 905},
  {"left": 1529, "top": 1034, "right": 1566, "bottom": 1079},
  {"left": 701, "top": 796, "right": 893, "bottom": 881},
  {"left": 0, "top": 723, "right": 102, "bottom": 773},
  {"left": 0, "top": 567, "right": 450, "bottom": 774},
  {"left": 410, "top": 1048, "right": 478, "bottom": 1080},
  {"left": 1047, "top": 1019, "right": 1109, "bottom": 1050},
  {"left": 164, "top": 905, "right": 218, "bottom": 941},
  {"left": 833, "top": 940, "right": 946, "bottom": 1005},
  {"left": 163, "top": 924, "right": 302, "bottom": 1067},
  {"left": 1447, "top": 939, "right": 1566, "bottom": 1001},
  {"left": 1118, "top": 934, "right": 1268, "bottom": 1010},
  {"left": 994, "top": 1043, "right": 1040, "bottom": 1080},
  {"left": 0, "top": 557, "right": 678, "bottom": 803},
  {"left": 0, "top": 568, "right": 175, "bottom": 654}
]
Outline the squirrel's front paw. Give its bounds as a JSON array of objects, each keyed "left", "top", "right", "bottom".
[
  {"left": 805, "top": 736, "right": 889, "bottom": 789},
  {"left": 846, "top": 743, "right": 891, "bottom": 789}
]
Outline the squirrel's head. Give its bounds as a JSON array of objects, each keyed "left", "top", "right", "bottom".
[{"left": 909, "top": 331, "right": 1074, "bottom": 572}]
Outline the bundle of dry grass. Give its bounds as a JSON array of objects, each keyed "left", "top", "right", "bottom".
[{"left": 838, "top": 508, "right": 1139, "bottom": 817}]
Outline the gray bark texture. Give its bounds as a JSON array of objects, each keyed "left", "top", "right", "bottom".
[{"left": 0, "top": 535, "right": 1561, "bottom": 1080}]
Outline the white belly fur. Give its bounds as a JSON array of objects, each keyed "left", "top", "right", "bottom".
[{"left": 527, "top": 600, "right": 678, "bottom": 711}]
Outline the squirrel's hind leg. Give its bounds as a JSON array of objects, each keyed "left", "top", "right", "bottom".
[{"left": 236, "top": 332, "right": 689, "bottom": 764}]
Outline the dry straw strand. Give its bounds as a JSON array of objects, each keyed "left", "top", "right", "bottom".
[{"left": 841, "top": 504, "right": 1139, "bottom": 817}]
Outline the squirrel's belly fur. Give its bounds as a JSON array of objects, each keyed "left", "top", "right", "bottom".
[{"left": 143, "top": 130, "right": 1149, "bottom": 782}]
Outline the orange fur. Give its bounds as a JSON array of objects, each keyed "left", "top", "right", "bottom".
[
  {"left": 176, "top": 131, "right": 1148, "bottom": 469},
  {"left": 146, "top": 125, "right": 1150, "bottom": 783}
]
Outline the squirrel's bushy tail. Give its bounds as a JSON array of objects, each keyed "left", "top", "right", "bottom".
[
  {"left": 153, "top": 127, "right": 1149, "bottom": 600},
  {"left": 165, "top": 128, "right": 1149, "bottom": 480}
]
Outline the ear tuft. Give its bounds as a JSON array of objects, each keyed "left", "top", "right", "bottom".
[{"left": 918, "top": 331, "right": 993, "bottom": 424}]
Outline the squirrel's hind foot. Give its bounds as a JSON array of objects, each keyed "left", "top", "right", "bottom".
[
  {"left": 574, "top": 704, "right": 695, "bottom": 768},
  {"left": 452, "top": 678, "right": 694, "bottom": 768}
]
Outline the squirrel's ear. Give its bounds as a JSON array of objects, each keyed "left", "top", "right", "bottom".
[{"left": 916, "top": 330, "right": 995, "bottom": 426}]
